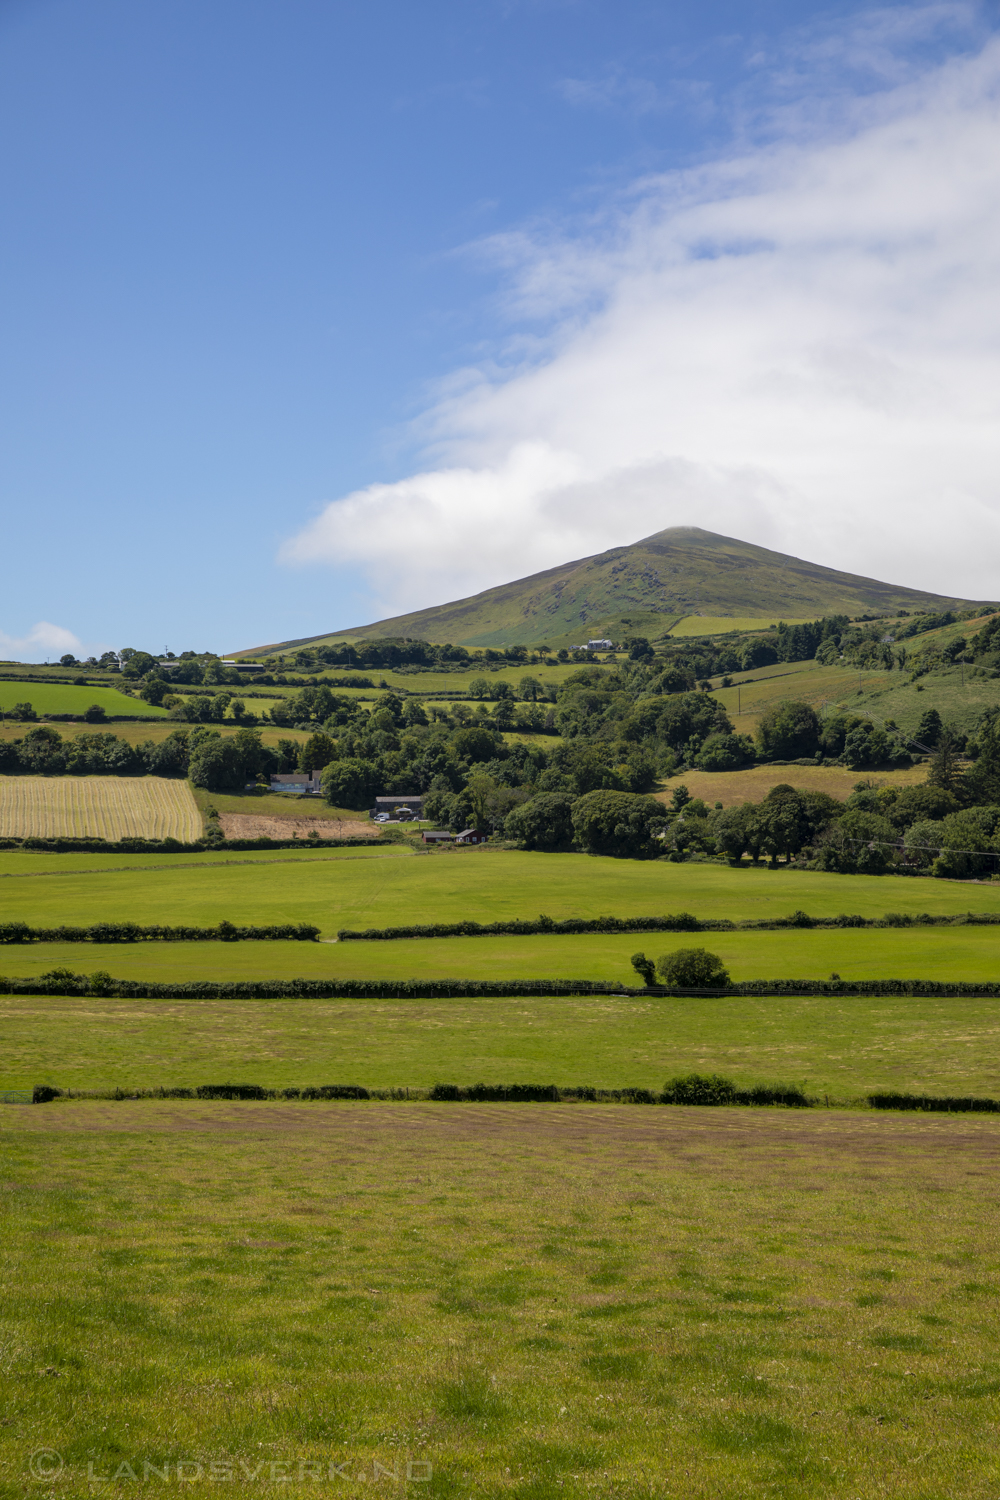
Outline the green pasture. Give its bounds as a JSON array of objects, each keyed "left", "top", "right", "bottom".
[
  {"left": 7, "top": 986, "right": 1000, "bottom": 1098},
  {"left": 3, "top": 1104, "right": 1000, "bottom": 1499},
  {"left": 0, "top": 682, "right": 167, "bottom": 718},
  {"left": 836, "top": 661, "right": 1000, "bottom": 738},
  {"left": 270, "top": 662, "right": 590, "bottom": 697},
  {"left": 1, "top": 923, "right": 999, "bottom": 993},
  {"left": 669, "top": 615, "right": 818, "bottom": 638},
  {"left": 0, "top": 847, "right": 996, "bottom": 934}
]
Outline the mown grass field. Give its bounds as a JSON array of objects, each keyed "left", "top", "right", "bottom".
[
  {"left": 0, "top": 682, "right": 168, "bottom": 717},
  {"left": 8, "top": 988, "right": 1000, "bottom": 1099},
  {"left": 0, "top": 846, "right": 996, "bottom": 931},
  {"left": 4, "top": 924, "right": 1000, "bottom": 991},
  {"left": 0, "top": 776, "right": 202, "bottom": 842},
  {"left": 3, "top": 1103, "right": 1000, "bottom": 1499}
]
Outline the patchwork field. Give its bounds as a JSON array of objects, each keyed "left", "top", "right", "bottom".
[
  {"left": 3, "top": 1104, "right": 1000, "bottom": 1499},
  {"left": 0, "top": 776, "right": 202, "bottom": 842},
  {"left": 8, "top": 989, "right": 1000, "bottom": 1099},
  {"left": 0, "top": 846, "right": 994, "bottom": 932}
]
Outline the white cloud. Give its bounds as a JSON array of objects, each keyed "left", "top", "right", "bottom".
[
  {"left": 283, "top": 24, "right": 1000, "bottom": 618},
  {"left": 0, "top": 621, "right": 86, "bottom": 663}
]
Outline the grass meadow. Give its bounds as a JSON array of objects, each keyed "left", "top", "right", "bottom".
[
  {"left": 3, "top": 924, "right": 1000, "bottom": 991},
  {"left": 7, "top": 988, "right": 1000, "bottom": 1099},
  {"left": 0, "top": 682, "right": 167, "bottom": 718},
  {"left": 0, "top": 847, "right": 996, "bottom": 933},
  {"left": 668, "top": 615, "right": 818, "bottom": 637},
  {"left": 657, "top": 763, "right": 927, "bottom": 808},
  {"left": 3, "top": 1103, "right": 1000, "bottom": 1499},
  {"left": 0, "top": 777, "right": 202, "bottom": 842}
]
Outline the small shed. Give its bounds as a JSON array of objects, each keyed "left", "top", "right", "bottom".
[{"left": 422, "top": 830, "right": 454, "bottom": 844}]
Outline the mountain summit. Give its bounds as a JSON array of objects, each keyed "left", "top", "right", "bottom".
[{"left": 256, "top": 527, "right": 988, "bottom": 651}]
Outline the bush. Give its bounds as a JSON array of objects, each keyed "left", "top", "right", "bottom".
[
  {"left": 662, "top": 1073, "right": 737, "bottom": 1105},
  {"left": 756, "top": 700, "right": 822, "bottom": 760},
  {"left": 656, "top": 948, "right": 730, "bottom": 987}
]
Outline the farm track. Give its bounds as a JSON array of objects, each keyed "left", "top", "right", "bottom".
[{"left": 0, "top": 777, "right": 202, "bottom": 841}]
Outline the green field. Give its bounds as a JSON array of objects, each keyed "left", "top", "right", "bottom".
[
  {"left": 3, "top": 1103, "right": 1000, "bottom": 1498},
  {"left": 0, "top": 847, "right": 995, "bottom": 933},
  {"left": 7, "top": 987, "right": 1000, "bottom": 1098},
  {"left": 0, "top": 681, "right": 167, "bottom": 718},
  {"left": 669, "top": 616, "right": 818, "bottom": 638},
  {"left": 3, "top": 923, "right": 1000, "bottom": 990}
]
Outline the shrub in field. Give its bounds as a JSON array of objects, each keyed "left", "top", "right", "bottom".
[
  {"left": 630, "top": 951, "right": 657, "bottom": 986},
  {"left": 662, "top": 1073, "right": 738, "bottom": 1105},
  {"left": 656, "top": 947, "right": 731, "bottom": 987}
]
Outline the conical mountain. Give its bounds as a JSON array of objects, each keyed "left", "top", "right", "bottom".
[{"left": 251, "top": 527, "right": 989, "bottom": 651}]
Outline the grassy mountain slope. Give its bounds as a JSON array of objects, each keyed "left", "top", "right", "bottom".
[{"left": 249, "top": 526, "right": 990, "bottom": 652}]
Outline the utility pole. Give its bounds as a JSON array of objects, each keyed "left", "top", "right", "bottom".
[{"left": 738, "top": 685, "right": 741, "bottom": 716}]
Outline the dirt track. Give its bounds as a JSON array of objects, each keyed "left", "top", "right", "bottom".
[{"left": 218, "top": 814, "right": 378, "bottom": 840}]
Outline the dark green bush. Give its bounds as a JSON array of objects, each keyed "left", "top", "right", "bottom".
[
  {"left": 662, "top": 1073, "right": 737, "bottom": 1105},
  {"left": 656, "top": 948, "right": 731, "bottom": 987}
]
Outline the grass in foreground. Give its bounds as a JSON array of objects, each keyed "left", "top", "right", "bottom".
[
  {"left": 0, "top": 849, "right": 995, "bottom": 933},
  {"left": 8, "top": 990, "right": 1000, "bottom": 1098},
  {"left": 2, "top": 1103, "right": 1000, "bottom": 1498}
]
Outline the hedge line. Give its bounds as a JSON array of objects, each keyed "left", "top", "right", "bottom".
[
  {"left": 30, "top": 1074, "right": 808, "bottom": 1106},
  {"left": 868, "top": 1091, "right": 1000, "bottom": 1113},
  {"left": 0, "top": 921, "right": 320, "bottom": 944},
  {"left": 336, "top": 909, "right": 1000, "bottom": 941},
  {"left": 10, "top": 973, "right": 1000, "bottom": 999},
  {"left": 0, "top": 835, "right": 385, "bottom": 855}
]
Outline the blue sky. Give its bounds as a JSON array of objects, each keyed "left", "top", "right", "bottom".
[{"left": 0, "top": 0, "right": 996, "bottom": 659}]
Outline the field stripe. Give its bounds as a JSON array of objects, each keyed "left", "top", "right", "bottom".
[{"left": 0, "top": 777, "right": 202, "bottom": 841}]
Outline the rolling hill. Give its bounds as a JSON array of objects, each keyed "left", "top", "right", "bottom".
[{"left": 247, "top": 526, "right": 991, "bottom": 651}]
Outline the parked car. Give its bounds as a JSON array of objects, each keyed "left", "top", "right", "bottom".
[{"left": 373, "top": 813, "right": 390, "bottom": 823}]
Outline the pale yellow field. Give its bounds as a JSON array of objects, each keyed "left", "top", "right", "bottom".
[
  {"left": 0, "top": 776, "right": 202, "bottom": 841},
  {"left": 668, "top": 614, "right": 818, "bottom": 637}
]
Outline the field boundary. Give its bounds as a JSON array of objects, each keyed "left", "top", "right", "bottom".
[
  {"left": 9, "top": 972, "right": 1000, "bottom": 999},
  {"left": 337, "top": 909, "right": 1000, "bottom": 940}
]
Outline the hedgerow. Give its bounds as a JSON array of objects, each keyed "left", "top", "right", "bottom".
[
  {"left": 29, "top": 1075, "right": 808, "bottom": 1106},
  {"left": 10, "top": 973, "right": 1000, "bottom": 999},
  {"left": 0, "top": 834, "right": 384, "bottom": 854},
  {"left": 0, "top": 921, "right": 320, "bottom": 944},
  {"left": 336, "top": 909, "right": 1000, "bottom": 941},
  {"left": 868, "top": 1091, "right": 1000, "bottom": 1113}
]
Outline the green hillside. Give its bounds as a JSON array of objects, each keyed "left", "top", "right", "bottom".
[{"left": 251, "top": 526, "right": 990, "bottom": 652}]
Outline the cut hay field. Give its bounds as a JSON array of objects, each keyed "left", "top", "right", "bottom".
[
  {"left": 0, "top": 681, "right": 167, "bottom": 717},
  {"left": 3, "top": 1103, "right": 1000, "bottom": 1498},
  {"left": 0, "top": 848, "right": 995, "bottom": 933},
  {"left": 658, "top": 763, "right": 926, "bottom": 807},
  {"left": 8, "top": 987, "right": 1000, "bottom": 1099},
  {"left": 0, "top": 776, "right": 202, "bottom": 842},
  {"left": 0, "top": 847, "right": 996, "bottom": 932},
  {"left": 3, "top": 922, "right": 1000, "bottom": 991}
]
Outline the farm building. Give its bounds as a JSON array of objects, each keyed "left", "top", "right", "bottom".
[{"left": 269, "top": 773, "right": 323, "bottom": 795}]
